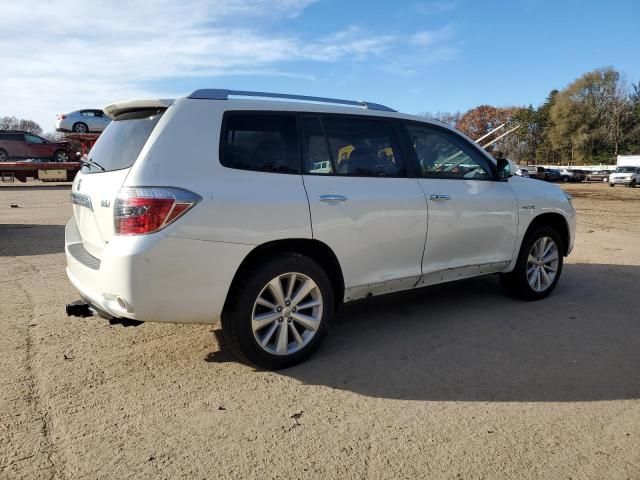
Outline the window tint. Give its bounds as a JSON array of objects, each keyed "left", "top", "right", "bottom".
[
  {"left": 25, "top": 134, "right": 45, "bottom": 144},
  {"left": 222, "top": 114, "right": 300, "bottom": 174},
  {"left": 310, "top": 116, "right": 403, "bottom": 177},
  {"left": 81, "top": 111, "right": 95, "bottom": 117},
  {"left": 302, "top": 117, "right": 334, "bottom": 174},
  {"left": 82, "top": 109, "right": 164, "bottom": 174},
  {"left": 0, "top": 133, "right": 24, "bottom": 141},
  {"left": 406, "top": 123, "right": 492, "bottom": 180}
]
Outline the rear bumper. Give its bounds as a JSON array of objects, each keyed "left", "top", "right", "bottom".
[{"left": 65, "top": 217, "right": 253, "bottom": 324}]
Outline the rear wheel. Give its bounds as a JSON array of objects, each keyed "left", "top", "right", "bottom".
[
  {"left": 222, "top": 252, "right": 334, "bottom": 370},
  {"left": 500, "top": 226, "right": 564, "bottom": 300},
  {"left": 630, "top": 180, "right": 637, "bottom": 188},
  {"left": 0, "top": 149, "right": 8, "bottom": 162},
  {"left": 53, "top": 150, "right": 69, "bottom": 162},
  {"left": 72, "top": 122, "right": 88, "bottom": 133},
  {"left": 562, "top": 176, "right": 569, "bottom": 183}
]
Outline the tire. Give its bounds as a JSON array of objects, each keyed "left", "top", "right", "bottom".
[
  {"left": 609, "top": 183, "right": 615, "bottom": 188},
  {"left": 72, "top": 122, "right": 88, "bottom": 133},
  {"left": 53, "top": 150, "right": 69, "bottom": 162},
  {"left": 0, "top": 149, "right": 8, "bottom": 162},
  {"left": 221, "top": 252, "right": 334, "bottom": 370},
  {"left": 562, "top": 176, "right": 569, "bottom": 183},
  {"left": 500, "top": 225, "right": 564, "bottom": 301},
  {"left": 630, "top": 180, "right": 637, "bottom": 188}
]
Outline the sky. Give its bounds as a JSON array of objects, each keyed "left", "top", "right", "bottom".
[{"left": 1, "top": 0, "right": 638, "bottom": 131}]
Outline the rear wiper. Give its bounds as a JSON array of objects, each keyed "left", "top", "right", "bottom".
[{"left": 80, "top": 157, "right": 106, "bottom": 172}]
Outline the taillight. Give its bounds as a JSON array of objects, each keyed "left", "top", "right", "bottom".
[
  {"left": 57, "top": 114, "right": 66, "bottom": 120},
  {"left": 114, "top": 187, "right": 201, "bottom": 235}
]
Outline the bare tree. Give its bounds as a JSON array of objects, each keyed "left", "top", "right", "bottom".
[
  {"left": 419, "top": 111, "right": 461, "bottom": 128},
  {"left": 0, "top": 116, "right": 43, "bottom": 135}
]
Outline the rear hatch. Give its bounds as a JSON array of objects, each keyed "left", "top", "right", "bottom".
[{"left": 72, "top": 106, "right": 167, "bottom": 259}]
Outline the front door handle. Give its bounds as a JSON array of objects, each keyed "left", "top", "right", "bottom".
[
  {"left": 429, "top": 194, "right": 451, "bottom": 201},
  {"left": 318, "top": 194, "right": 348, "bottom": 202}
]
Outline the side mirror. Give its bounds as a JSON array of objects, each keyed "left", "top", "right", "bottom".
[{"left": 496, "top": 158, "right": 513, "bottom": 179}]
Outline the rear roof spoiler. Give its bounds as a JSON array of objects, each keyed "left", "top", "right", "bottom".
[{"left": 103, "top": 99, "right": 174, "bottom": 119}]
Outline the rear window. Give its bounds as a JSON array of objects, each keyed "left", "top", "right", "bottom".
[
  {"left": 82, "top": 109, "right": 164, "bottom": 173},
  {"left": 221, "top": 113, "right": 300, "bottom": 174}
]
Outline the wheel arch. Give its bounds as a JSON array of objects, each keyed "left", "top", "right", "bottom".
[
  {"left": 223, "top": 238, "right": 345, "bottom": 312},
  {"left": 523, "top": 212, "right": 570, "bottom": 256}
]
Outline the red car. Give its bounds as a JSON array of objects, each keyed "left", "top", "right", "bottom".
[{"left": 0, "top": 130, "right": 74, "bottom": 162}]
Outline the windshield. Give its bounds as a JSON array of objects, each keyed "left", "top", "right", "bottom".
[
  {"left": 82, "top": 108, "right": 164, "bottom": 173},
  {"left": 615, "top": 167, "right": 636, "bottom": 173}
]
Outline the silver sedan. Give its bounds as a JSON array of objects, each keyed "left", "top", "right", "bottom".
[{"left": 56, "top": 109, "right": 111, "bottom": 133}]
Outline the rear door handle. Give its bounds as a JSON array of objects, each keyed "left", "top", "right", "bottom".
[
  {"left": 318, "top": 194, "right": 348, "bottom": 202},
  {"left": 429, "top": 194, "right": 451, "bottom": 201}
]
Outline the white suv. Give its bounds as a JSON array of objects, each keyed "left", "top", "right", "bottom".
[{"left": 65, "top": 89, "right": 576, "bottom": 369}]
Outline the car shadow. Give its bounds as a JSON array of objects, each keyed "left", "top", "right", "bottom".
[
  {"left": 211, "top": 263, "right": 640, "bottom": 402},
  {"left": 0, "top": 224, "right": 65, "bottom": 256}
]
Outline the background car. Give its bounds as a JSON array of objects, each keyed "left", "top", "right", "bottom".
[
  {"left": 558, "top": 168, "right": 584, "bottom": 182},
  {"left": 56, "top": 109, "right": 111, "bottom": 133},
  {"left": 587, "top": 170, "right": 611, "bottom": 182},
  {"left": 544, "top": 168, "right": 562, "bottom": 182},
  {"left": 514, "top": 165, "right": 530, "bottom": 177},
  {"left": 0, "top": 130, "right": 74, "bottom": 162}
]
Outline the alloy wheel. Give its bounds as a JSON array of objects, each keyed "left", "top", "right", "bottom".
[
  {"left": 251, "top": 272, "right": 323, "bottom": 356},
  {"left": 526, "top": 236, "right": 559, "bottom": 292}
]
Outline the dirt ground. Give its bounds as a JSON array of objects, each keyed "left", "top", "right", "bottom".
[{"left": 0, "top": 181, "right": 639, "bottom": 479}]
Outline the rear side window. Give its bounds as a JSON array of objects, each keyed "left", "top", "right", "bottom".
[
  {"left": 221, "top": 114, "right": 300, "bottom": 174},
  {"left": 83, "top": 109, "right": 164, "bottom": 174},
  {"left": 0, "top": 133, "right": 24, "bottom": 141},
  {"left": 308, "top": 116, "right": 404, "bottom": 177}
]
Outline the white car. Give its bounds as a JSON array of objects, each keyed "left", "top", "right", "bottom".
[
  {"left": 65, "top": 89, "right": 577, "bottom": 369},
  {"left": 514, "top": 165, "right": 530, "bottom": 177},
  {"left": 56, "top": 109, "right": 111, "bottom": 133},
  {"left": 609, "top": 166, "right": 639, "bottom": 187}
]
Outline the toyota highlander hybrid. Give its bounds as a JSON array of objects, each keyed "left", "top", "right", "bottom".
[{"left": 65, "top": 89, "right": 576, "bottom": 369}]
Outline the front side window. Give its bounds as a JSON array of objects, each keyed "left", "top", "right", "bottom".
[
  {"left": 81, "top": 111, "right": 95, "bottom": 117},
  {"left": 304, "top": 116, "right": 403, "bottom": 177},
  {"left": 302, "top": 117, "right": 334, "bottom": 174},
  {"left": 25, "top": 134, "right": 45, "bottom": 144},
  {"left": 406, "top": 123, "right": 492, "bottom": 180},
  {"left": 221, "top": 114, "right": 300, "bottom": 174}
]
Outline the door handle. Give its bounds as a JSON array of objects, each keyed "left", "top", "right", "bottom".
[
  {"left": 429, "top": 194, "right": 451, "bottom": 201},
  {"left": 318, "top": 194, "right": 348, "bottom": 202}
]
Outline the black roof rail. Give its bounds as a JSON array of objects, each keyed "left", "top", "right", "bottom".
[{"left": 188, "top": 89, "right": 396, "bottom": 112}]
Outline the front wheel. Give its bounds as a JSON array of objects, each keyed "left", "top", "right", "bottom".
[
  {"left": 500, "top": 226, "right": 564, "bottom": 300},
  {"left": 222, "top": 253, "right": 334, "bottom": 369},
  {"left": 0, "top": 149, "right": 8, "bottom": 162}
]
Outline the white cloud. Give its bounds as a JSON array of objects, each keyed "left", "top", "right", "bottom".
[
  {"left": 0, "top": 1, "right": 456, "bottom": 129},
  {"left": 411, "top": 24, "right": 456, "bottom": 46}
]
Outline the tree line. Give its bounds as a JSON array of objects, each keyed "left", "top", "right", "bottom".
[{"left": 423, "top": 67, "right": 640, "bottom": 165}]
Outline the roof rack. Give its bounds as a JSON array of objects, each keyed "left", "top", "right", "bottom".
[{"left": 188, "top": 89, "right": 396, "bottom": 112}]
